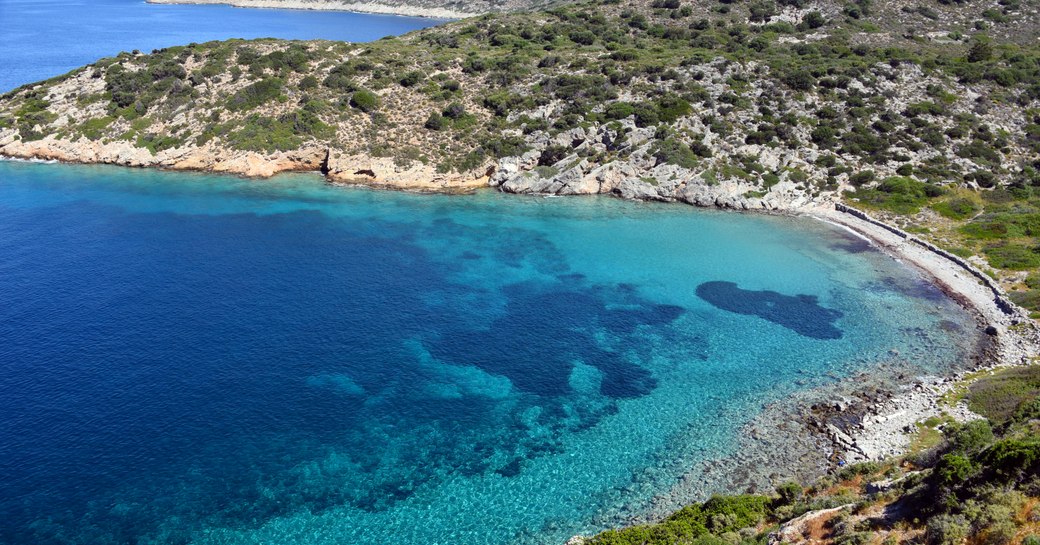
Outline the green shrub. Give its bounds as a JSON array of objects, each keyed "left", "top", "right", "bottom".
[
  {"left": 650, "top": 138, "right": 700, "bottom": 168},
  {"left": 926, "top": 514, "right": 970, "bottom": 545},
  {"left": 775, "top": 482, "right": 802, "bottom": 505},
  {"left": 538, "top": 145, "right": 571, "bottom": 167},
  {"left": 424, "top": 112, "right": 445, "bottom": 130},
  {"left": 483, "top": 136, "right": 529, "bottom": 159},
  {"left": 78, "top": 116, "right": 115, "bottom": 139},
  {"left": 136, "top": 133, "right": 183, "bottom": 154},
  {"left": 227, "top": 77, "right": 283, "bottom": 111},
  {"left": 968, "top": 37, "right": 993, "bottom": 63},
  {"left": 936, "top": 454, "right": 975, "bottom": 485},
  {"left": 483, "top": 91, "right": 526, "bottom": 117},
  {"left": 633, "top": 103, "right": 660, "bottom": 127},
  {"left": 948, "top": 420, "right": 995, "bottom": 455},
  {"left": 399, "top": 70, "right": 423, "bottom": 87},
  {"left": 442, "top": 102, "right": 467, "bottom": 119},
  {"left": 782, "top": 70, "right": 815, "bottom": 91},
  {"left": 350, "top": 89, "right": 379, "bottom": 112},
  {"left": 849, "top": 170, "right": 875, "bottom": 187},
  {"left": 968, "top": 366, "right": 1040, "bottom": 422},
  {"left": 961, "top": 210, "right": 1040, "bottom": 240},
  {"left": 225, "top": 110, "right": 331, "bottom": 152},
  {"left": 605, "top": 102, "right": 636, "bottom": 120},
  {"left": 587, "top": 494, "right": 770, "bottom": 545},
  {"left": 837, "top": 461, "right": 881, "bottom": 481},
  {"left": 848, "top": 176, "right": 943, "bottom": 214},
  {"left": 655, "top": 94, "right": 691, "bottom": 123},
  {"left": 978, "top": 439, "right": 1040, "bottom": 480},
  {"left": 984, "top": 243, "right": 1040, "bottom": 270},
  {"left": 932, "top": 198, "right": 980, "bottom": 220},
  {"left": 1009, "top": 289, "right": 1040, "bottom": 314}
]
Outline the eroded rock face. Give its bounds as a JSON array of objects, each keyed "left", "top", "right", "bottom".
[
  {"left": 486, "top": 120, "right": 815, "bottom": 210},
  {"left": 0, "top": 118, "right": 819, "bottom": 210},
  {"left": 0, "top": 134, "right": 328, "bottom": 178},
  {"left": 324, "top": 151, "right": 489, "bottom": 192}
]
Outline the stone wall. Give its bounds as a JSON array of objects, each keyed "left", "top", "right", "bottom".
[{"left": 834, "top": 203, "right": 1021, "bottom": 319}]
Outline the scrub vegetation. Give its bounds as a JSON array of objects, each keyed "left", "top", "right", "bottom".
[{"left": 587, "top": 366, "right": 1040, "bottom": 545}]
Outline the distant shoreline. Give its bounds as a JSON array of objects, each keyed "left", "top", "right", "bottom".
[{"left": 145, "top": 0, "right": 473, "bottom": 19}]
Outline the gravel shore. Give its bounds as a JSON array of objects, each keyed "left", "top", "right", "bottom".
[
  {"left": 800, "top": 204, "right": 1038, "bottom": 463},
  {"left": 613, "top": 202, "right": 1040, "bottom": 530}
]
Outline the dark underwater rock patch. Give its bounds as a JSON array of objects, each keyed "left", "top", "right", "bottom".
[
  {"left": 427, "top": 284, "right": 684, "bottom": 399},
  {"left": 695, "top": 281, "right": 843, "bottom": 340}
]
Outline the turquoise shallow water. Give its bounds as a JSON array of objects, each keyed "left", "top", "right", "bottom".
[{"left": 0, "top": 161, "right": 977, "bottom": 545}]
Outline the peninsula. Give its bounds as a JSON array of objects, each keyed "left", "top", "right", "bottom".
[{"left": 145, "top": 0, "right": 513, "bottom": 19}]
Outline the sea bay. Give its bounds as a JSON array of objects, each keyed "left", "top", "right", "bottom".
[{"left": 0, "top": 161, "right": 978, "bottom": 544}]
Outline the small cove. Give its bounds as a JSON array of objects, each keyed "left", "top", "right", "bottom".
[
  {"left": 0, "top": 161, "right": 980, "bottom": 544},
  {"left": 0, "top": 3, "right": 986, "bottom": 542}
]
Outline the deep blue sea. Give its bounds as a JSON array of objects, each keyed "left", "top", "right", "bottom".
[
  {"left": 0, "top": 1, "right": 979, "bottom": 543},
  {"left": 0, "top": 161, "right": 977, "bottom": 545},
  {"left": 0, "top": 0, "right": 442, "bottom": 93}
]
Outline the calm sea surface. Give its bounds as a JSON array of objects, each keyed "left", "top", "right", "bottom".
[
  {"left": 0, "top": 0, "right": 442, "bottom": 92},
  {"left": 0, "top": 3, "right": 977, "bottom": 544},
  {"left": 0, "top": 161, "right": 977, "bottom": 544}
]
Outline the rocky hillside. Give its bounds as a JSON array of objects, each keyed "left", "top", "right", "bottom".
[{"left": 2, "top": 0, "right": 1040, "bottom": 309}]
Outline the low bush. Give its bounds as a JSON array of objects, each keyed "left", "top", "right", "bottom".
[
  {"left": 932, "top": 197, "right": 980, "bottom": 220},
  {"left": 227, "top": 77, "right": 283, "bottom": 111},
  {"left": 350, "top": 89, "right": 379, "bottom": 112},
  {"left": 650, "top": 138, "right": 700, "bottom": 168}
]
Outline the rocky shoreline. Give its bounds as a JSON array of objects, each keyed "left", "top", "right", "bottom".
[
  {"left": 564, "top": 202, "right": 1040, "bottom": 542},
  {"left": 0, "top": 139, "right": 491, "bottom": 193},
  {"left": 794, "top": 204, "right": 1039, "bottom": 460}
]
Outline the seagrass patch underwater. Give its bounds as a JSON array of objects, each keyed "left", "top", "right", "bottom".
[{"left": 0, "top": 161, "right": 978, "bottom": 545}]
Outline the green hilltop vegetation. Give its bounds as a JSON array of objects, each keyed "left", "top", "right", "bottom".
[{"left": 585, "top": 365, "right": 1040, "bottom": 545}]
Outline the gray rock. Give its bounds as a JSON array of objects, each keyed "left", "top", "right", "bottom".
[{"left": 613, "top": 177, "right": 663, "bottom": 200}]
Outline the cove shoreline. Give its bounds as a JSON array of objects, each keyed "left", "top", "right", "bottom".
[
  {"left": 3, "top": 154, "right": 1038, "bottom": 539},
  {"left": 564, "top": 201, "right": 1040, "bottom": 541}
]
